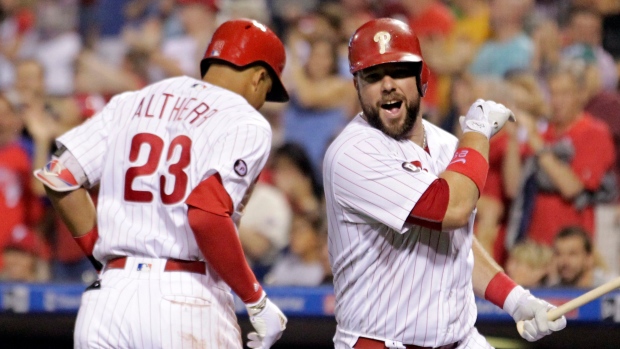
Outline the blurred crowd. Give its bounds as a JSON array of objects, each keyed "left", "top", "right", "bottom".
[{"left": 0, "top": 0, "right": 619, "bottom": 291}]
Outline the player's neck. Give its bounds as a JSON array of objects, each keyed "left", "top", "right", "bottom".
[
  {"left": 203, "top": 65, "right": 251, "bottom": 100},
  {"left": 409, "top": 120, "right": 426, "bottom": 149}
]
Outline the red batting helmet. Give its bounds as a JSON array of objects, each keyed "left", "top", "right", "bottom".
[
  {"left": 348, "top": 18, "right": 430, "bottom": 97},
  {"left": 200, "top": 18, "right": 289, "bottom": 102}
]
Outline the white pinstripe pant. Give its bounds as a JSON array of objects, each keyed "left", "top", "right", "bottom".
[{"left": 74, "top": 257, "right": 242, "bottom": 349}]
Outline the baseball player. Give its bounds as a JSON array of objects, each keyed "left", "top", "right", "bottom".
[
  {"left": 323, "top": 18, "right": 567, "bottom": 349},
  {"left": 34, "top": 19, "right": 287, "bottom": 349}
]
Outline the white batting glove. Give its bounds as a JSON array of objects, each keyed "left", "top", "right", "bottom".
[
  {"left": 245, "top": 292, "right": 287, "bottom": 349},
  {"left": 459, "top": 99, "right": 516, "bottom": 139},
  {"left": 504, "top": 286, "right": 567, "bottom": 342}
]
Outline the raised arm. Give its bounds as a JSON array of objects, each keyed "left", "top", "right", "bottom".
[{"left": 408, "top": 100, "right": 514, "bottom": 230}]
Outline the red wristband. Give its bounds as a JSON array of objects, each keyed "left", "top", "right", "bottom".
[
  {"left": 74, "top": 226, "right": 98, "bottom": 256},
  {"left": 484, "top": 272, "right": 518, "bottom": 308},
  {"left": 74, "top": 226, "right": 102, "bottom": 271},
  {"left": 446, "top": 147, "right": 488, "bottom": 194}
]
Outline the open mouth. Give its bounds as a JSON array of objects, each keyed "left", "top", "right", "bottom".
[{"left": 381, "top": 100, "right": 403, "bottom": 115}]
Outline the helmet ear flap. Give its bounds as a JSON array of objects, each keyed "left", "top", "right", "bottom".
[{"left": 418, "top": 63, "right": 430, "bottom": 97}]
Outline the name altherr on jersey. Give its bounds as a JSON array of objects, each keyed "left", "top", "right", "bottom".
[{"left": 132, "top": 92, "right": 217, "bottom": 127}]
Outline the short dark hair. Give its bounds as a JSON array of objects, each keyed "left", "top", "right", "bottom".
[{"left": 554, "top": 226, "right": 592, "bottom": 254}]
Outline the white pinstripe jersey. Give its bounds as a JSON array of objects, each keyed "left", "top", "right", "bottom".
[
  {"left": 323, "top": 115, "right": 478, "bottom": 348},
  {"left": 57, "top": 76, "right": 271, "bottom": 274}
]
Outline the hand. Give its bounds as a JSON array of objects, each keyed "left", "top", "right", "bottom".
[
  {"left": 505, "top": 287, "right": 567, "bottom": 342},
  {"left": 245, "top": 294, "right": 287, "bottom": 349},
  {"left": 517, "top": 112, "right": 545, "bottom": 152},
  {"left": 459, "top": 99, "right": 516, "bottom": 139}
]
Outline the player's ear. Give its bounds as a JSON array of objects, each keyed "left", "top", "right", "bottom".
[{"left": 251, "top": 66, "right": 269, "bottom": 92}]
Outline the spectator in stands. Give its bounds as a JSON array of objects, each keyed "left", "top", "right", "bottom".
[
  {"left": 11, "top": 60, "right": 91, "bottom": 283},
  {"left": 401, "top": 0, "right": 455, "bottom": 120},
  {"left": 264, "top": 213, "right": 326, "bottom": 286},
  {"left": 511, "top": 59, "right": 616, "bottom": 247},
  {"left": 0, "top": 94, "right": 46, "bottom": 275},
  {"left": 552, "top": 225, "right": 615, "bottom": 288},
  {"left": 73, "top": 47, "right": 150, "bottom": 96},
  {"left": 471, "top": 78, "right": 522, "bottom": 263},
  {"left": 271, "top": 142, "right": 323, "bottom": 219},
  {"left": 564, "top": 7, "right": 618, "bottom": 92},
  {"left": 147, "top": 0, "right": 218, "bottom": 80},
  {"left": 14, "top": 60, "right": 81, "bottom": 196},
  {"left": 33, "top": 0, "right": 82, "bottom": 96},
  {"left": 470, "top": 0, "right": 534, "bottom": 78},
  {"left": 505, "top": 241, "right": 553, "bottom": 288},
  {"left": 283, "top": 32, "right": 356, "bottom": 177},
  {"left": 1, "top": 226, "right": 49, "bottom": 282},
  {"left": 531, "top": 18, "right": 562, "bottom": 79},
  {"left": 0, "top": 0, "right": 37, "bottom": 91},
  {"left": 569, "top": 51, "right": 620, "bottom": 277},
  {"left": 414, "top": 0, "right": 490, "bottom": 121},
  {"left": 490, "top": 71, "right": 550, "bottom": 263},
  {"left": 238, "top": 182, "right": 293, "bottom": 281}
]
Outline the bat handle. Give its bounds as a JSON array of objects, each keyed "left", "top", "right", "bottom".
[
  {"left": 515, "top": 276, "right": 620, "bottom": 337},
  {"left": 516, "top": 301, "right": 575, "bottom": 335}
]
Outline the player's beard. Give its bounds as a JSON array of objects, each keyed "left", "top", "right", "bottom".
[{"left": 360, "top": 93, "right": 421, "bottom": 141}]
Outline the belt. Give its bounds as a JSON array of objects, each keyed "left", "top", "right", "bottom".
[
  {"left": 353, "top": 337, "right": 459, "bottom": 349},
  {"left": 106, "top": 257, "right": 207, "bottom": 274}
]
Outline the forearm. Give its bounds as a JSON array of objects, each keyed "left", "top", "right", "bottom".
[
  {"left": 528, "top": 133, "right": 583, "bottom": 199},
  {"left": 188, "top": 207, "right": 263, "bottom": 303},
  {"left": 502, "top": 136, "right": 521, "bottom": 199},
  {"left": 292, "top": 69, "right": 346, "bottom": 109},
  {"left": 31, "top": 138, "right": 53, "bottom": 196},
  {"left": 150, "top": 51, "right": 185, "bottom": 78},
  {"left": 472, "top": 236, "right": 504, "bottom": 298},
  {"left": 474, "top": 196, "right": 504, "bottom": 254},
  {"left": 537, "top": 152, "right": 584, "bottom": 199},
  {"left": 440, "top": 132, "right": 489, "bottom": 229},
  {"left": 44, "top": 186, "right": 97, "bottom": 237}
]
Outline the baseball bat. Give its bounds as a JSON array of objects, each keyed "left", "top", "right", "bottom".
[{"left": 516, "top": 276, "right": 620, "bottom": 336}]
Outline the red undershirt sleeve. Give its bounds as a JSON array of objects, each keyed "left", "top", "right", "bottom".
[
  {"left": 186, "top": 174, "right": 263, "bottom": 303},
  {"left": 185, "top": 174, "right": 234, "bottom": 216},
  {"left": 405, "top": 178, "right": 450, "bottom": 231}
]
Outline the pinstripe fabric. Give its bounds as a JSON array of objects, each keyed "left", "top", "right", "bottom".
[
  {"left": 324, "top": 115, "right": 488, "bottom": 348},
  {"left": 59, "top": 76, "right": 271, "bottom": 348},
  {"left": 74, "top": 257, "right": 242, "bottom": 349}
]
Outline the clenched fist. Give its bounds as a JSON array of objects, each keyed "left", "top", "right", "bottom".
[{"left": 459, "top": 99, "right": 516, "bottom": 139}]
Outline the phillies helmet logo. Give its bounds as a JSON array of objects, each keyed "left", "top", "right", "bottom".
[{"left": 374, "top": 31, "right": 391, "bottom": 54}]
